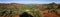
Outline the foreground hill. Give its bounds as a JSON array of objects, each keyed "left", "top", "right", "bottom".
[{"left": 0, "top": 3, "right": 60, "bottom": 17}]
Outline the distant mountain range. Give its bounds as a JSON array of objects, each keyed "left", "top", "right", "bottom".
[{"left": 0, "top": 2, "right": 60, "bottom": 9}]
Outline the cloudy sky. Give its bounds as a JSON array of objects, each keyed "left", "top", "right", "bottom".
[{"left": 0, "top": 0, "right": 60, "bottom": 4}]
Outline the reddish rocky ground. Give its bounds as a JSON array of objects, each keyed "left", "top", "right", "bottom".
[{"left": 42, "top": 12, "right": 60, "bottom": 17}]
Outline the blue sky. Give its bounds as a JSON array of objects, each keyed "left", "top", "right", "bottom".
[{"left": 0, "top": 0, "right": 60, "bottom": 4}]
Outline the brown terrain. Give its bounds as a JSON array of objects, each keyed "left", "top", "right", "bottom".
[{"left": 0, "top": 2, "right": 60, "bottom": 17}]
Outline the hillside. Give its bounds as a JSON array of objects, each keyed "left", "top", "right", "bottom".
[{"left": 0, "top": 3, "right": 60, "bottom": 17}]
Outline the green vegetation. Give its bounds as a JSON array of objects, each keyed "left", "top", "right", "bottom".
[{"left": 0, "top": 3, "right": 60, "bottom": 17}]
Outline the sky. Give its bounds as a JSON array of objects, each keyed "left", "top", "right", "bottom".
[{"left": 0, "top": 0, "right": 60, "bottom": 4}]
